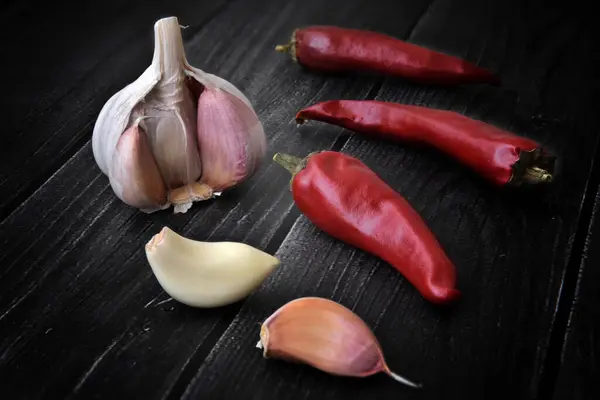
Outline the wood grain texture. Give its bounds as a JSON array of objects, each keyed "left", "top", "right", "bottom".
[
  {"left": 552, "top": 185, "right": 600, "bottom": 400},
  {"left": 0, "top": 0, "right": 398, "bottom": 398},
  {"left": 0, "top": 0, "right": 230, "bottom": 221},
  {"left": 181, "top": 1, "right": 600, "bottom": 399},
  {"left": 2, "top": 0, "right": 599, "bottom": 399}
]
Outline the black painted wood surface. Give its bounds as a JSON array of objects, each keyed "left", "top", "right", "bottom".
[
  {"left": 553, "top": 185, "right": 600, "bottom": 400},
  {"left": 0, "top": 0, "right": 598, "bottom": 399}
]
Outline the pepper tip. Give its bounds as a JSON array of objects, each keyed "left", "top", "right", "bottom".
[{"left": 427, "top": 288, "right": 461, "bottom": 305}]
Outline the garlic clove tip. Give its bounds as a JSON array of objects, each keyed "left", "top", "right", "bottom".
[{"left": 384, "top": 367, "right": 423, "bottom": 388}]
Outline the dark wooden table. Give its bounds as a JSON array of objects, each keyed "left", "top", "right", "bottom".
[{"left": 1, "top": 0, "right": 599, "bottom": 398}]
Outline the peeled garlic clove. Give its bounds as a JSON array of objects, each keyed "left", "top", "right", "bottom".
[
  {"left": 144, "top": 227, "right": 279, "bottom": 308},
  {"left": 196, "top": 86, "right": 267, "bottom": 191},
  {"left": 257, "top": 297, "right": 421, "bottom": 388},
  {"left": 92, "top": 16, "right": 266, "bottom": 213},
  {"left": 108, "top": 121, "right": 168, "bottom": 212}
]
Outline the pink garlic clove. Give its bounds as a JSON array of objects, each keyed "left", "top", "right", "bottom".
[
  {"left": 257, "top": 297, "right": 421, "bottom": 388},
  {"left": 196, "top": 87, "right": 267, "bottom": 192},
  {"left": 108, "top": 123, "right": 168, "bottom": 212}
]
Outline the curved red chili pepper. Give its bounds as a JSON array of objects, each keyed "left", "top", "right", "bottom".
[
  {"left": 273, "top": 150, "right": 460, "bottom": 305},
  {"left": 276, "top": 26, "right": 500, "bottom": 86},
  {"left": 296, "top": 100, "right": 555, "bottom": 187}
]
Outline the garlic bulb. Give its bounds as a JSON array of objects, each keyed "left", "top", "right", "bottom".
[
  {"left": 92, "top": 16, "right": 267, "bottom": 213},
  {"left": 257, "top": 297, "right": 421, "bottom": 388},
  {"left": 144, "top": 227, "right": 279, "bottom": 308}
]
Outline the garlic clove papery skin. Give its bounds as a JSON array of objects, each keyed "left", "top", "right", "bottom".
[
  {"left": 92, "top": 16, "right": 266, "bottom": 213},
  {"left": 92, "top": 58, "right": 160, "bottom": 178},
  {"left": 258, "top": 297, "right": 421, "bottom": 388},
  {"left": 108, "top": 121, "right": 168, "bottom": 212},
  {"left": 144, "top": 227, "right": 279, "bottom": 308},
  {"left": 135, "top": 87, "right": 201, "bottom": 191},
  {"left": 196, "top": 87, "right": 267, "bottom": 191}
]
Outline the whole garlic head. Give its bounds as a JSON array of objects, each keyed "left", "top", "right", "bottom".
[{"left": 92, "top": 16, "right": 266, "bottom": 213}]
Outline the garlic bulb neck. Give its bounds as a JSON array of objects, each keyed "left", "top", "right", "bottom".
[{"left": 152, "top": 16, "right": 187, "bottom": 80}]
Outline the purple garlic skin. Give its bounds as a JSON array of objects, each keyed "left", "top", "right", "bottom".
[
  {"left": 109, "top": 123, "right": 167, "bottom": 212},
  {"left": 196, "top": 88, "right": 267, "bottom": 192}
]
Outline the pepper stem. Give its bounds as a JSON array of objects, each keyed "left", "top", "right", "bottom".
[
  {"left": 523, "top": 167, "right": 553, "bottom": 184},
  {"left": 275, "top": 30, "right": 298, "bottom": 61},
  {"left": 384, "top": 368, "right": 422, "bottom": 389},
  {"left": 273, "top": 153, "right": 303, "bottom": 175},
  {"left": 275, "top": 44, "right": 291, "bottom": 53}
]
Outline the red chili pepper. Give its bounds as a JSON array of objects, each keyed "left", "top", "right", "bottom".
[
  {"left": 275, "top": 26, "right": 500, "bottom": 86},
  {"left": 296, "top": 100, "right": 555, "bottom": 187},
  {"left": 273, "top": 150, "right": 460, "bottom": 305}
]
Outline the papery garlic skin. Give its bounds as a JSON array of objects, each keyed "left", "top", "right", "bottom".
[
  {"left": 258, "top": 297, "right": 421, "bottom": 388},
  {"left": 92, "top": 16, "right": 266, "bottom": 213},
  {"left": 136, "top": 89, "right": 201, "bottom": 191},
  {"left": 144, "top": 227, "right": 279, "bottom": 308},
  {"left": 92, "top": 67, "right": 159, "bottom": 178}
]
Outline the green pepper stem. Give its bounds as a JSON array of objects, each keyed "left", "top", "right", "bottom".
[
  {"left": 275, "top": 30, "right": 298, "bottom": 61},
  {"left": 273, "top": 153, "right": 302, "bottom": 175},
  {"left": 275, "top": 44, "right": 290, "bottom": 53},
  {"left": 523, "top": 166, "right": 553, "bottom": 183}
]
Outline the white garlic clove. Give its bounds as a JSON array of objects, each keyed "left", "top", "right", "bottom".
[
  {"left": 108, "top": 122, "right": 168, "bottom": 212},
  {"left": 144, "top": 227, "right": 279, "bottom": 308},
  {"left": 196, "top": 87, "right": 267, "bottom": 191}
]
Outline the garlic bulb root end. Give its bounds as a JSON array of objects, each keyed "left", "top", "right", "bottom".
[
  {"left": 168, "top": 182, "right": 215, "bottom": 214},
  {"left": 168, "top": 182, "right": 214, "bottom": 204}
]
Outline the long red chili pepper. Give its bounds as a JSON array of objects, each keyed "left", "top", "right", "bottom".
[
  {"left": 296, "top": 100, "right": 555, "bottom": 187},
  {"left": 275, "top": 26, "right": 500, "bottom": 86},
  {"left": 273, "top": 150, "right": 460, "bottom": 305}
]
